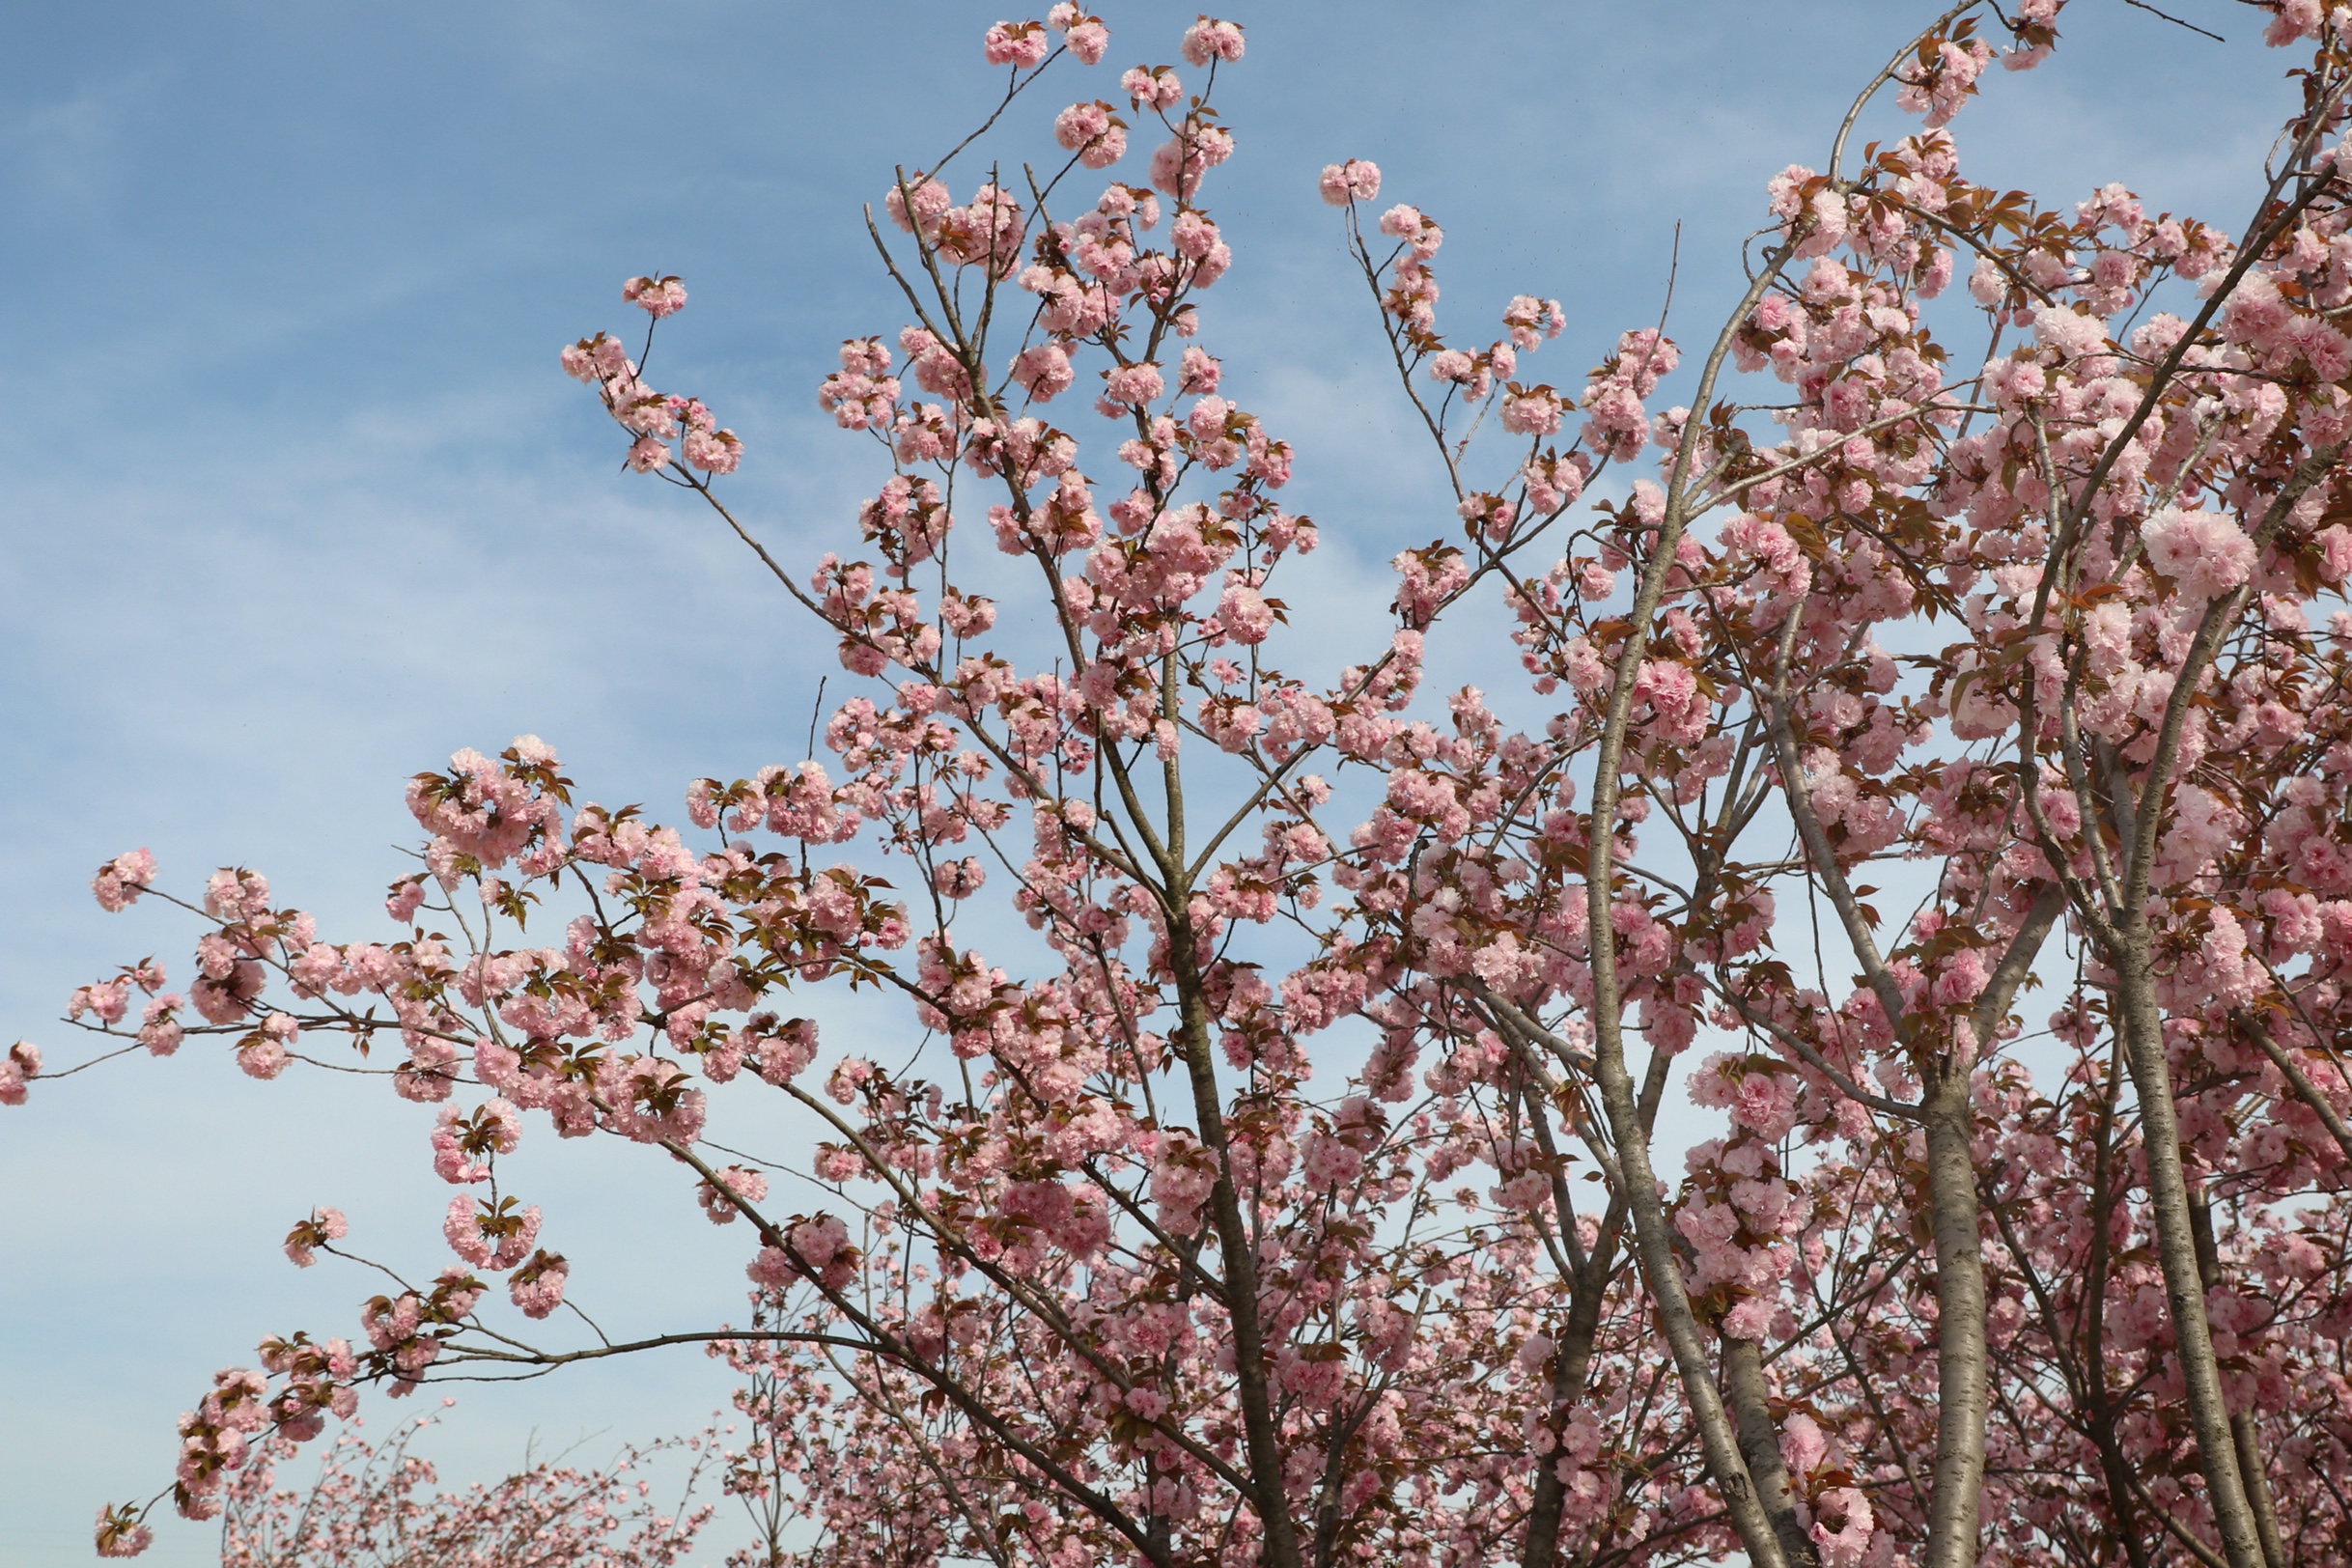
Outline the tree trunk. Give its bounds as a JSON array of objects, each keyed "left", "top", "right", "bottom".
[{"left": 2112, "top": 943, "right": 2265, "bottom": 1568}]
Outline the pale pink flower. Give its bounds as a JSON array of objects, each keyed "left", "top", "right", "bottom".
[
  {"left": 1218, "top": 579, "right": 1275, "bottom": 644},
  {"left": 237, "top": 1038, "right": 288, "bottom": 1079},
  {"left": 1722, "top": 1295, "right": 1776, "bottom": 1338},
  {"left": 1049, "top": 5, "right": 1109, "bottom": 63},
  {"left": 1378, "top": 203, "right": 1442, "bottom": 258},
  {"left": 138, "top": 994, "right": 183, "bottom": 1056},
  {"left": 1500, "top": 385, "right": 1563, "bottom": 435},
  {"left": 1319, "top": 158, "right": 1382, "bottom": 207},
  {"left": 1180, "top": 17, "right": 1245, "bottom": 65},
  {"left": 238, "top": 1017, "right": 295, "bottom": 1080},
  {"left": 1012, "top": 343, "right": 1076, "bottom": 402},
  {"left": 1054, "top": 100, "right": 1125, "bottom": 165},
  {"left": 982, "top": 20, "right": 1050, "bottom": 70},
  {"left": 621, "top": 274, "right": 686, "bottom": 318},
  {"left": 92, "top": 848, "right": 156, "bottom": 911},
  {"left": 385, "top": 876, "right": 427, "bottom": 921},
  {"left": 682, "top": 428, "right": 742, "bottom": 474},
  {"left": 283, "top": 1206, "right": 349, "bottom": 1268},
  {"left": 1102, "top": 361, "right": 1165, "bottom": 406},
  {"left": 509, "top": 1250, "right": 569, "bottom": 1318},
  {"left": 933, "top": 856, "right": 988, "bottom": 899},
  {"left": 1780, "top": 1412, "right": 1829, "bottom": 1475},
  {"left": 1502, "top": 294, "right": 1564, "bottom": 348},
  {"left": 2142, "top": 508, "right": 2254, "bottom": 602},
  {"left": 1120, "top": 65, "right": 1183, "bottom": 110},
  {"left": 1148, "top": 128, "right": 1231, "bottom": 199},
  {"left": 95, "top": 1507, "right": 154, "bottom": 1559},
  {"left": 697, "top": 1164, "right": 770, "bottom": 1223},
  {"left": 882, "top": 175, "right": 952, "bottom": 236},
  {"left": 0, "top": 1041, "right": 39, "bottom": 1106},
  {"left": 1968, "top": 254, "right": 2006, "bottom": 306},
  {"left": 1178, "top": 345, "right": 1221, "bottom": 394},
  {"left": 2031, "top": 302, "right": 2108, "bottom": 360},
  {"left": 1812, "top": 1487, "right": 1876, "bottom": 1568}
]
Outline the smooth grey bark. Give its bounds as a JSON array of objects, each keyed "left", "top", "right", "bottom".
[
  {"left": 2090, "top": 447, "right": 2344, "bottom": 1568},
  {"left": 2002, "top": 95, "right": 2352, "bottom": 1555},
  {"left": 1520, "top": 1235, "right": 1619, "bottom": 1568},
  {"left": 1170, "top": 919, "right": 1305, "bottom": 1568},
  {"left": 1918, "top": 1088, "right": 1990, "bottom": 1561},
  {"left": 2188, "top": 1194, "right": 2285, "bottom": 1568},
  {"left": 2110, "top": 946, "right": 2264, "bottom": 1568},
  {"left": 1771, "top": 692, "right": 2064, "bottom": 1568},
  {"left": 1915, "top": 883, "right": 2065, "bottom": 1568},
  {"left": 2078, "top": 1047, "right": 2159, "bottom": 1568},
  {"left": 1517, "top": 1046, "right": 1672, "bottom": 1568},
  {"left": 1581, "top": 233, "right": 1803, "bottom": 1568},
  {"left": 1722, "top": 1333, "right": 1823, "bottom": 1568}
]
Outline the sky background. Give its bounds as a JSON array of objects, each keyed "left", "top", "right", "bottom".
[{"left": 0, "top": 2, "right": 2302, "bottom": 1563}]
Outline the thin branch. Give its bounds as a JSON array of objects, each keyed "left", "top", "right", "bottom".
[{"left": 2122, "top": 0, "right": 2226, "bottom": 42}]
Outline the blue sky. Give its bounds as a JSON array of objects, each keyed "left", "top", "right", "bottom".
[{"left": 0, "top": 3, "right": 2297, "bottom": 1562}]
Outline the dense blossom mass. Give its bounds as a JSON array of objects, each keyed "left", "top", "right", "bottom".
[{"left": 34, "top": 4, "right": 2352, "bottom": 1567}]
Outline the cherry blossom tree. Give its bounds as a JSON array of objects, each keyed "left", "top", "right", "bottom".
[
  {"left": 27, "top": 4, "right": 2352, "bottom": 1567},
  {"left": 215, "top": 1404, "right": 712, "bottom": 1568}
]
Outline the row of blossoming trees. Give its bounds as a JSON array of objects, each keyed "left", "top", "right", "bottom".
[{"left": 23, "top": 2, "right": 2352, "bottom": 1565}]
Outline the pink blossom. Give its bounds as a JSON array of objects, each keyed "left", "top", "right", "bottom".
[
  {"left": 2267, "top": 0, "right": 2324, "bottom": 45},
  {"left": 1722, "top": 1295, "right": 1776, "bottom": 1338},
  {"left": 1053, "top": 100, "right": 1128, "bottom": 168},
  {"left": 138, "top": 995, "right": 183, "bottom": 1056},
  {"left": 92, "top": 848, "right": 156, "bottom": 911},
  {"left": 238, "top": 1017, "right": 295, "bottom": 1080},
  {"left": 385, "top": 877, "right": 427, "bottom": 921},
  {"left": 95, "top": 1507, "right": 153, "bottom": 1559},
  {"left": 1811, "top": 1487, "right": 1876, "bottom": 1568},
  {"left": 883, "top": 175, "right": 952, "bottom": 236},
  {"left": 70, "top": 28, "right": 2352, "bottom": 1566},
  {"left": 1102, "top": 361, "right": 1165, "bottom": 406},
  {"left": 1378, "top": 204, "right": 1442, "bottom": 259},
  {"left": 933, "top": 856, "right": 988, "bottom": 899},
  {"left": 2142, "top": 508, "right": 2254, "bottom": 602},
  {"left": 1178, "top": 345, "right": 1221, "bottom": 394},
  {"left": 696, "top": 1164, "right": 770, "bottom": 1223},
  {"left": 2031, "top": 303, "right": 2109, "bottom": 360},
  {"left": 1318, "top": 159, "right": 1382, "bottom": 207},
  {"left": 621, "top": 274, "right": 686, "bottom": 319},
  {"left": 1048, "top": 5, "right": 1109, "bottom": 64},
  {"left": 1500, "top": 385, "right": 1564, "bottom": 435},
  {"left": 1780, "top": 1412, "right": 1829, "bottom": 1475},
  {"left": 1968, "top": 254, "right": 2006, "bottom": 306},
  {"left": 981, "top": 20, "right": 1050, "bottom": 70},
  {"left": 509, "top": 1250, "right": 569, "bottom": 1318},
  {"left": 1120, "top": 65, "right": 1183, "bottom": 110},
  {"left": 1012, "top": 343, "right": 1076, "bottom": 402},
  {"left": 1180, "top": 17, "right": 1245, "bottom": 66},
  {"left": 1894, "top": 37, "right": 1989, "bottom": 128},
  {"left": 682, "top": 428, "right": 742, "bottom": 474},
  {"left": 1218, "top": 579, "right": 1275, "bottom": 644},
  {"left": 0, "top": 1041, "right": 40, "bottom": 1106},
  {"left": 1148, "top": 126, "right": 1231, "bottom": 199},
  {"left": 559, "top": 331, "right": 628, "bottom": 382},
  {"left": 1502, "top": 294, "right": 1565, "bottom": 349},
  {"left": 283, "top": 1206, "right": 349, "bottom": 1268}
]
